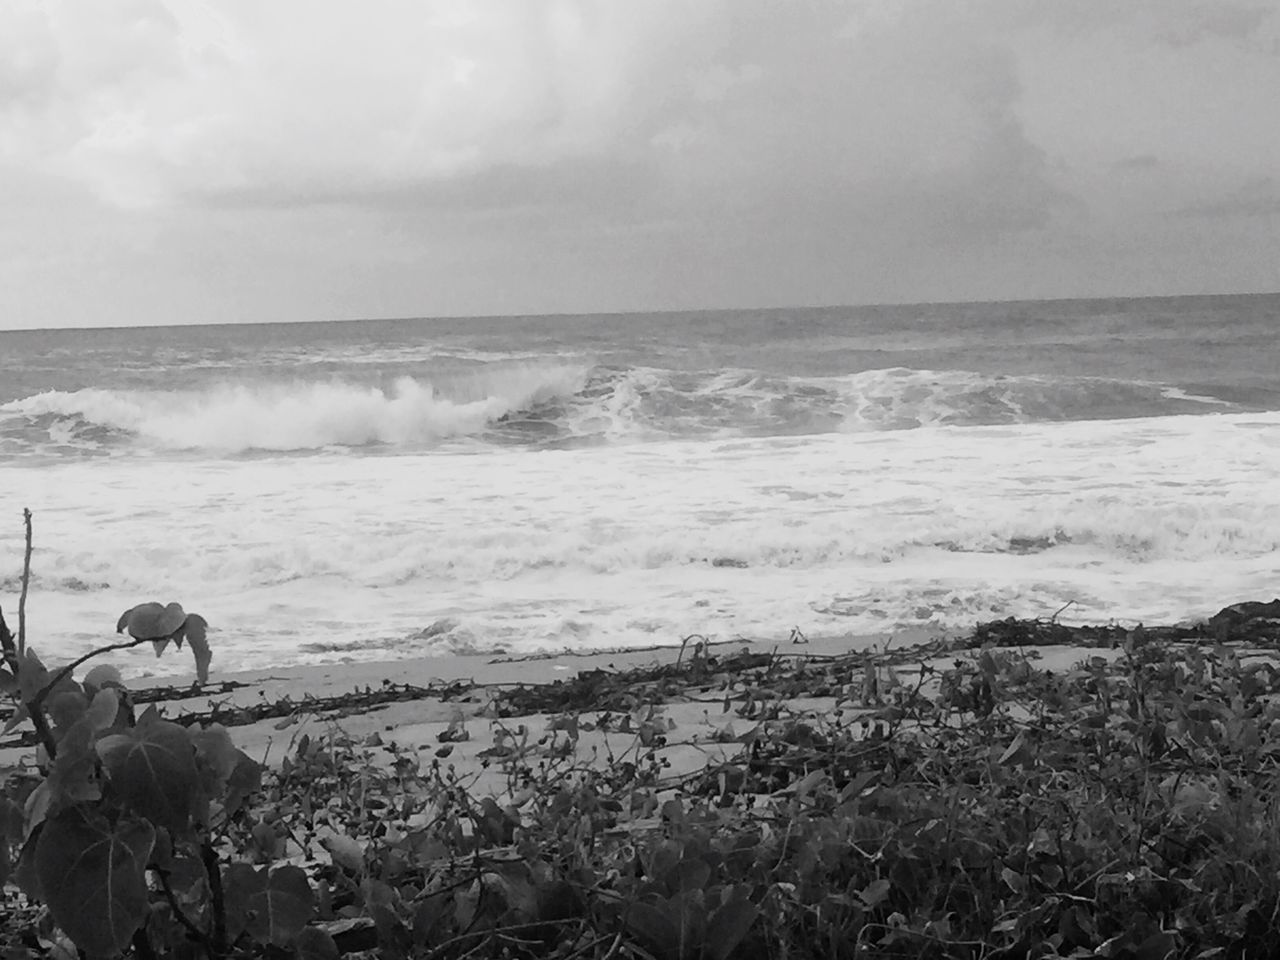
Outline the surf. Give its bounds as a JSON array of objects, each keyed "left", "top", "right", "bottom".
[
  {"left": 0, "top": 362, "right": 591, "bottom": 455},
  {"left": 0, "top": 362, "right": 1252, "bottom": 460}
]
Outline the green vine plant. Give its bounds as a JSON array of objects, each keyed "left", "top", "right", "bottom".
[{"left": 0, "top": 513, "right": 283, "bottom": 959}]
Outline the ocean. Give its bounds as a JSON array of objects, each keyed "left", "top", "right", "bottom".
[{"left": 1, "top": 295, "right": 1278, "bottom": 679}]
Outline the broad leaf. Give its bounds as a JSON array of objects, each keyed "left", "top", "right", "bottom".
[
  {"left": 191, "top": 723, "right": 240, "bottom": 801},
  {"left": 97, "top": 718, "right": 198, "bottom": 833},
  {"left": 118, "top": 601, "right": 186, "bottom": 641},
  {"left": 223, "top": 862, "right": 261, "bottom": 943},
  {"left": 45, "top": 720, "right": 102, "bottom": 808},
  {"left": 179, "top": 614, "right": 212, "bottom": 684},
  {"left": 23, "top": 782, "right": 51, "bottom": 837},
  {"left": 32, "top": 806, "right": 155, "bottom": 958},
  {"left": 224, "top": 751, "right": 264, "bottom": 815},
  {"left": 84, "top": 687, "right": 121, "bottom": 733},
  {"left": 47, "top": 690, "right": 88, "bottom": 734},
  {"left": 169, "top": 855, "right": 209, "bottom": 901},
  {"left": 294, "top": 927, "right": 341, "bottom": 960},
  {"left": 82, "top": 664, "right": 124, "bottom": 693},
  {"left": 625, "top": 901, "right": 679, "bottom": 960},
  {"left": 251, "top": 865, "right": 316, "bottom": 946},
  {"left": 225, "top": 863, "right": 315, "bottom": 947},
  {"left": 705, "top": 893, "right": 758, "bottom": 960},
  {"left": 16, "top": 649, "right": 50, "bottom": 705}
]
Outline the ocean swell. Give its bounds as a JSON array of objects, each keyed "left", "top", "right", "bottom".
[{"left": 0, "top": 363, "right": 1244, "bottom": 459}]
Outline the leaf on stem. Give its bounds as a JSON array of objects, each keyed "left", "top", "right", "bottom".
[
  {"left": 97, "top": 717, "right": 199, "bottom": 834},
  {"left": 32, "top": 806, "right": 155, "bottom": 958},
  {"left": 224, "top": 862, "right": 316, "bottom": 948}
]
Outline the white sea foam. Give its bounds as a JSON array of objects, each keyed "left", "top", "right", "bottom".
[
  {"left": 2, "top": 363, "right": 1243, "bottom": 460},
  {"left": 4, "top": 410, "right": 1278, "bottom": 678},
  {"left": 3, "top": 362, "right": 589, "bottom": 453}
]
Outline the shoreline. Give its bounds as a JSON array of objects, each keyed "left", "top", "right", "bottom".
[
  {"left": 0, "top": 619, "right": 1161, "bottom": 792},
  {"left": 3, "top": 608, "right": 1274, "bottom": 790},
  {"left": 0, "top": 625, "right": 990, "bottom": 793}
]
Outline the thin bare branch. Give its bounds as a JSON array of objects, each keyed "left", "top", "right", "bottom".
[{"left": 18, "top": 507, "right": 33, "bottom": 656}]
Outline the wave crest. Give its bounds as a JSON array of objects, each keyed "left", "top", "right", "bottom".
[
  {"left": 0, "top": 363, "right": 1242, "bottom": 458},
  {"left": 2, "top": 362, "right": 589, "bottom": 454}
]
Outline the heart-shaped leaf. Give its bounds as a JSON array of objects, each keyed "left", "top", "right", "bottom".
[
  {"left": 33, "top": 807, "right": 155, "bottom": 958},
  {"left": 98, "top": 717, "right": 198, "bottom": 833},
  {"left": 225, "top": 863, "right": 315, "bottom": 947}
]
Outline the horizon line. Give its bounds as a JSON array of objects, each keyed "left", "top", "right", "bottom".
[{"left": 2, "top": 288, "right": 1277, "bottom": 336}]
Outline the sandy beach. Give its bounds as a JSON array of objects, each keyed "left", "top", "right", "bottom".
[{"left": 0, "top": 626, "right": 1122, "bottom": 798}]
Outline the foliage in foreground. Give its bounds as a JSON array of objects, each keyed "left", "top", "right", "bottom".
[{"left": 5, "top": 594, "right": 1280, "bottom": 959}]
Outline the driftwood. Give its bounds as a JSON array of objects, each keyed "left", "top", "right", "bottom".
[{"left": 4, "top": 602, "right": 1280, "bottom": 753}]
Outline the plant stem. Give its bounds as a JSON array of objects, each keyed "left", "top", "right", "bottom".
[
  {"left": 18, "top": 508, "right": 32, "bottom": 657},
  {"left": 155, "top": 867, "right": 212, "bottom": 948},
  {"left": 30, "top": 635, "right": 159, "bottom": 712},
  {"left": 201, "top": 838, "right": 228, "bottom": 954}
]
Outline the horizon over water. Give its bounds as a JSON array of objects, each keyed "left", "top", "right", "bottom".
[{"left": 2, "top": 293, "right": 1278, "bottom": 679}]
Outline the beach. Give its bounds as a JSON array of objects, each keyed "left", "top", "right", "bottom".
[{"left": 0, "top": 624, "right": 1119, "bottom": 797}]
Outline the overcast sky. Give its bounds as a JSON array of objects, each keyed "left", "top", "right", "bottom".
[{"left": 2, "top": 1, "right": 1278, "bottom": 330}]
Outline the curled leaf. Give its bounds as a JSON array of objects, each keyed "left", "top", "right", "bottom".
[
  {"left": 118, "top": 602, "right": 186, "bottom": 641},
  {"left": 180, "top": 614, "right": 212, "bottom": 684},
  {"left": 82, "top": 664, "right": 124, "bottom": 693}
]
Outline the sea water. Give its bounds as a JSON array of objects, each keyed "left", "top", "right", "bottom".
[{"left": 1, "top": 296, "right": 1278, "bottom": 678}]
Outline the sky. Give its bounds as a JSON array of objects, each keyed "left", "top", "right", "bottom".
[{"left": 1, "top": 1, "right": 1278, "bottom": 330}]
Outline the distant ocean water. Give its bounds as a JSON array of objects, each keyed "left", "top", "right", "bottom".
[{"left": 2, "top": 295, "right": 1278, "bottom": 678}]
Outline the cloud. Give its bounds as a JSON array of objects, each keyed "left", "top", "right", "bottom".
[
  {"left": 1001, "top": 0, "right": 1276, "bottom": 47},
  {"left": 634, "top": 2, "right": 1073, "bottom": 245},
  {"left": 1113, "top": 154, "right": 1160, "bottom": 171},
  {"left": 0, "top": 1, "right": 730, "bottom": 207},
  {"left": 1, "top": 0, "right": 1068, "bottom": 233},
  {"left": 1171, "top": 177, "right": 1280, "bottom": 218},
  {"left": 1157, "top": 3, "right": 1274, "bottom": 47},
  {"left": 2, "top": 0, "right": 1277, "bottom": 329}
]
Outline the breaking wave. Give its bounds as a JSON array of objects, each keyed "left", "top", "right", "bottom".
[{"left": 0, "top": 363, "right": 1243, "bottom": 459}]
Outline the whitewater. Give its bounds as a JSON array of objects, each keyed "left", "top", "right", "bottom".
[{"left": 1, "top": 296, "right": 1277, "bottom": 678}]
